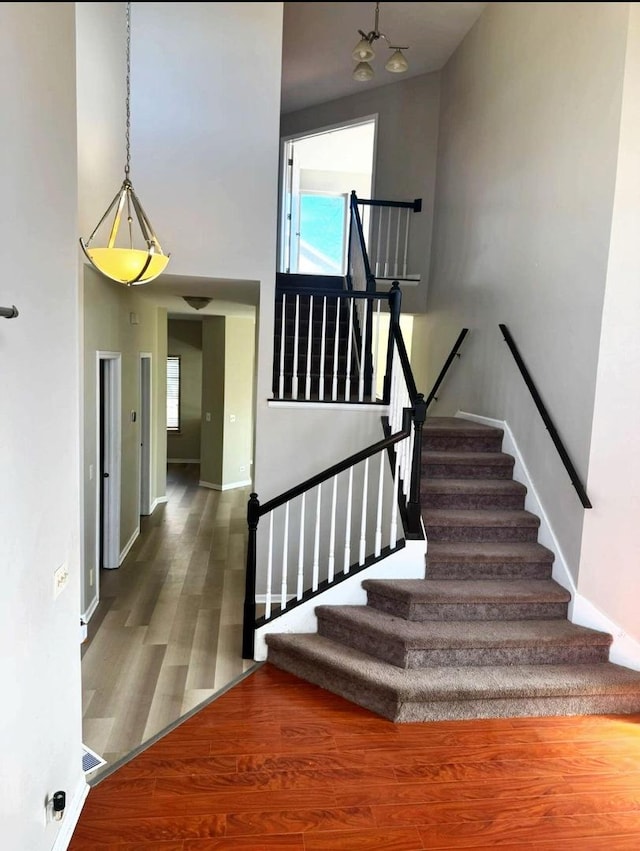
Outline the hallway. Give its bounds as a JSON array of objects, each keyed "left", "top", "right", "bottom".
[{"left": 81, "top": 464, "right": 255, "bottom": 774}]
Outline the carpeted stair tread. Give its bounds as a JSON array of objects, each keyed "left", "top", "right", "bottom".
[
  {"left": 427, "top": 541, "right": 554, "bottom": 564},
  {"left": 426, "top": 541, "right": 554, "bottom": 579},
  {"left": 362, "top": 577, "right": 570, "bottom": 604},
  {"left": 265, "top": 633, "right": 640, "bottom": 703},
  {"left": 316, "top": 606, "right": 612, "bottom": 651},
  {"left": 422, "top": 479, "right": 527, "bottom": 496},
  {"left": 423, "top": 508, "right": 539, "bottom": 527},
  {"left": 422, "top": 450, "right": 514, "bottom": 467},
  {"left": 424, "top": 417, "right": 503, "bottom": 438}
]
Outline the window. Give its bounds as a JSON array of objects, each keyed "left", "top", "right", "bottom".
[{"left": 166, "top": 355, "right": 180, "bottom": 432}]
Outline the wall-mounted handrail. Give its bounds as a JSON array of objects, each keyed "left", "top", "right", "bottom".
[
  {"left": 425, "top": 328, "right": 469, "bottom": 410},
  {"left": 499, "top": 323, "right": 592, "bottom": 509},
  {"left": 0, "top": 305, "right": 19, "bottom": 319},
  {"left": 357, "top": 197, "right": 422, "bottom": 212}
]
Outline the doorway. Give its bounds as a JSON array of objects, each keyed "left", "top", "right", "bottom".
[
  {"left": 96, "top": 352, "right": 121, "bottom": 573},
  {"left": 139, "top": 353, "right": 152, "bottom": 516},
  {"left": 280, "top": 117, "right": 377, "bottom": 275}
]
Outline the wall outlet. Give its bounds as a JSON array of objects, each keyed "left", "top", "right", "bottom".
[
  {"left": 230, "top": 414, "right": 236, "bottom": 423},
  {"left": 205, "top": 412, "right": 211, "bottom": 422},
  {"left": 240, "top": 465, "right": 246, "bottom": 473},
  {"left": 54, "top": 564, "right": 69, "bottom": 599}
]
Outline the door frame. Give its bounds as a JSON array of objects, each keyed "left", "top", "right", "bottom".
[
  {"left": 139, "top": 353, "right": 153, "bottom": 516},
  {"left": 96, "top": 352, "right": 122, "bottom": 573},
  {"left": 278, "top": 114, "right": 378, "bottom": 274}
]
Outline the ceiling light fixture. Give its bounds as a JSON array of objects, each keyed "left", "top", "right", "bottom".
[
  {"left": 80, "top": 1, "right": 170, "bottom": 286},
  {"left": 182, "top": 296, "right": 212, "bottom": 311},
  {"left": 352, "top": 2, "right": 409, "bottom": 82}
]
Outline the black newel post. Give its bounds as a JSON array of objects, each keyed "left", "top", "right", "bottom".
[
  {"left": 383, "top": 282, "right": 402, "bottom": 404},
  {"left": 242, "top": 492, "right": 260, "bottom": 659},
  {"left": 407, "top": 393, "right": 427, "bottom": 535}
]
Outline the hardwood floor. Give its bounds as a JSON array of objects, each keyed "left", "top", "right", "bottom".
[
  {"left": 81, "top": 464, "right": 255, "bottom": 772},
  {"left": 71, "top": 664, "right": 640, "bottom": 849}
]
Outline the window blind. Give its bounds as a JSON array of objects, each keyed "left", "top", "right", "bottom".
[{"left": 167, "top": 355, "right": 180, "bottom": 431}]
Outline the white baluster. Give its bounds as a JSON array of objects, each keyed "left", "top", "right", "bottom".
[
  {"left": 319, "top": 296, "right": 327, "bottom": 401},
  {"left": 358, "top": 299, "right": 366, "bottom": 403},
  {"left": 280, "top": 502, "right": 289, "bottom": 611},
  {"left": 278, "top": 293, "right": 286, "bottom": 399},
  {"left": 332, "top": 298, "right": 340, "bottom": 401},
  {"left": 375, "top": 451, "right": 385, "bottom": 557},
  {"left": 305, "top": 295, "right": 313, "bottom": 400},
  {"left": 265, "top": 512, "right": 274, "bottom": 619},
  {"left": 312, "top": 484, "right": 321, "bottom": 591},
  {"left": 403, "top": 208, "right": 410, "bottom": 278},
  {"left": 345, "top": 299, "right": 354, "bottom": 401},
  {"left": 297, "top": 492, "right": 305, "bottom": 600},
  {"left": 359, "top": 458, "right": 369, "bottom": 565},
  {"left": 390, "top": 456, "right": 400, "bottom": 548},
  {"left": 328, "top": 475, "right": 338, "bottom": 582},
  {"left": 372, "top": 298, "right": 381, "bottom": 402},
  {"left": 292, "top": 295, "right": 300, "bottom": 399},
  {"left": 344, "top": 466, "right": 353, "bottom": 574}
]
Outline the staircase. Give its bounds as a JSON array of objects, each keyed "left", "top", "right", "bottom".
[{"left": 266, "top": 416, "right": 640, "bottom": 721}]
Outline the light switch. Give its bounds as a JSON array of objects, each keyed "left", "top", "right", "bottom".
[{"left": 205, "top": 412, "right": 211, "bottom": 422}]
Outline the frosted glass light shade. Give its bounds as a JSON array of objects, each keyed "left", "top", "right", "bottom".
[
  {"left": 353, "top": 61, "right": 374, "bottom": 82},
  {"left": 82, "top": 247, "right": 170, "bottom": 286},
  {"left": 385, "top": 49, "right": 408, "bottom": 73},
  {"left": 352, "top": 38, "right": 375, "bottom": 62}
]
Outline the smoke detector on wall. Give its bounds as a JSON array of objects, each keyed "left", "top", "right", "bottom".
[{"left": 182, "top": 296, "right": 212, "bottom": 311}]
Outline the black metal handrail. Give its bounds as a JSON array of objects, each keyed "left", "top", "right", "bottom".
[
  {"left": 499, "top": 323, "right": 592, "bottom": 509},
  {"left": 425, "top": 328, "right": 469, "bottom": 410}
]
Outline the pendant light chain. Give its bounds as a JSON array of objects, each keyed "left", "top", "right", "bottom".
[{"left": 125, "top": 0, "right": 131, "bottom": 179}]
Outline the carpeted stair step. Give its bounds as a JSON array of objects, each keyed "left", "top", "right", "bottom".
[
  {"left": 422, "top": 508, "right": 540, "bottom": 542},
  {"left": 316, "top": 605, "right": 612, "bottom": 668},
  {"left": 421, "top": 478, "right": 527, "bottom": 510},
  {"left": 426, "top": 541, "right": 554, "bottom": 580},
  {"left": 265, "top": 633, "right": 640, "bottom": 722},
  {"left": 423, "top": 417, "right": 504, "bottom": 453},
  {"left": 422, "top": 450, "right": 515, "bottom": 479},
  {"left": 362, "top": 578, "right": 570, "bottom": 621}
]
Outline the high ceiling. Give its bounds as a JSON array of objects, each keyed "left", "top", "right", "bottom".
[
  {"left": 281, "top": 2, "right": 488, "bottom": 114},
  {"left": 143, "top": 2, "right": 488, "bottom": 318}
]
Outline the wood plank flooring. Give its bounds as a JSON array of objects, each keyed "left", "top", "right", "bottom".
[
  {"left": 81, "top": 464, "right": 255, "bottom": 772},
  {"left": 71, "top": 664, "right": 640, "bottom": 849}
]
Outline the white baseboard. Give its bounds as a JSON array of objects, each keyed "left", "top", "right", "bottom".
[
  {"left": 118, "top": 526, "right": 139, "bottom": 566},
  {"left": 254, "top": 538, "right": 427, "bottom": 661},
  {"left": 149, "top": 495, "right": 168, "bottom": 513},
  {"left": 456, "top": 410, "right": 640, "bottom": 670},
  {"left": 199, "top": 479, "right": 252, "bottom": 491},
  {"left": 167, "top": 458, "right": 200, "bottom": 464},
  {"left": 81, "top": 594, "right": 99, "bottom": 625},
  {"left": 50, "top": 776, "right": 89, "bottom": 851}
]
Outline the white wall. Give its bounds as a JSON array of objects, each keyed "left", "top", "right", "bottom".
[
  {"left": 281, "top": 72, "right": 441, "bottom": 313},
  {"left": 579, "top": 4, "right": 640, "bottom": 643},
  {"left": 424, "top": 1, "right": 629, "bottom": 578},
  {"left": 0, "top": 3, "right": 85, "bottom": 848}
]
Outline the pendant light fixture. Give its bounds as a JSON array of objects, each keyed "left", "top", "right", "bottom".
[
  {"left": 352, "top": 2, "right": 409, "bottom": 82},
  {"left": 80, "top": 1, "right": 170, "bottom": 286}
]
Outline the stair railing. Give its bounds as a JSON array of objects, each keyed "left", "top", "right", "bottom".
[
  {"left": 352, "top": 191, "right": 422, "bottom": 281},
  {"left": 273, "top": 288, "right": 389, "bottom": 403},
  {"left": 499, "top": 323, "right": 592, "bottom": 509},
  {"left": 425, "top": 328, "right": 469, "bottom": 410},
  {"left": 244, "top": 283, "right": 426, "bottom": 658}
]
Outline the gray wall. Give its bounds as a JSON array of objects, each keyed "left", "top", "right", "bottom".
[
  {"left": 167, "top": 319, "right": 203, "bottom": 462},
  {"left": 281, "top": 72, "right": 441, "bottom": 313},
  {"left": 424, "top": 1, "right": 629, "bottom": 578}
]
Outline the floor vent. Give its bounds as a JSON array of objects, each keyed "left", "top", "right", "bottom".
[{"left": 82, "top": 744, "right": 106, "bottom": 775}]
